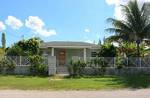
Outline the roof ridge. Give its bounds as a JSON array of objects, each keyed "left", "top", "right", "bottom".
[{"left": 43, "top": 41, "right": 97, "bottom": 45}]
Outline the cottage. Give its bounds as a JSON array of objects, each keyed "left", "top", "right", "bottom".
[{"left": 40, "top": 41, "right": 99, "bottom": 74}]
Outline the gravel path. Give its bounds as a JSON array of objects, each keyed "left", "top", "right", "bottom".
[{"left": 0, "top": 89, "right": 150, "bottom": 98}]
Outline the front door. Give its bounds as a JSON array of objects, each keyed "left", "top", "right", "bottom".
[{"left": 58, "top": 51, "right": 65, "bottom": 66}]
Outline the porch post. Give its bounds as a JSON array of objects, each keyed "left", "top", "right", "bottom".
[
  {"left": 51, "top": 47, "right": 54, "bottom": 56},
  {"left": 83, "top": 48, "right": 87, "bottom": 62}
]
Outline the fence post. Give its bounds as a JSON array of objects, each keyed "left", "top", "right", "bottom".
[
  {"left": 139, "top": 57, "right": 141, "bottom": 68},
  {"left": 113, "top": 57, "right": 115, "bottom": 67},
  {"left": 20, "top": 56, "right": 22, "bottom": 66},
  {"left": 127, "top": 57, "right": 128, "bottom": 66},
  {"left": 103, "top": 57, "right": 105, "bottom": 66}
]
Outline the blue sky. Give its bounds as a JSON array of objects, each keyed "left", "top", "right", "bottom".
[{"left": 0, "top": 0, "right": 116, "bottom": 46}]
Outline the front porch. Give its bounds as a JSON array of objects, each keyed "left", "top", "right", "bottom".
[
  {"left": 44, "top": 47, "right": 89, "bottom": 74},
  {"left": 40, "top": 41, "right": 99, "bottom": 75},
  {"left": 50, "top": 47, "right": 89, "bottom": 66}
]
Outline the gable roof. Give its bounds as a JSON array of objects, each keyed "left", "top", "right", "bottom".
[{"left": 40, "top": 41, "right": 99, "bottom": 49}]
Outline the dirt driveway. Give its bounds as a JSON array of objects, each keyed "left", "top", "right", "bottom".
[{"left": 0, "top": 89, "right": 150, "bottom": 98}]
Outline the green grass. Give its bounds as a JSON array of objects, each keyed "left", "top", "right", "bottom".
[{"left": 0, "top": 75, "right": 150, "bottom": 90}]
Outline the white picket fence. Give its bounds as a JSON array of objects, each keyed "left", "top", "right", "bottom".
[
  {"left": 2, "top": 56, "right": 150, "bottom": 68},
  {"left": 4, "top": 56, "right": 48, "bottom": 66},
  {"left": 82, "top": 57, "right": 150, "bottom": 68},
  {"left": 1, "top": 56, "right": 150, "bottom": 75}
]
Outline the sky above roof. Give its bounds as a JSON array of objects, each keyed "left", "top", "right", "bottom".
[{"left": 0, "top": 0, "right": 150, "bottom": 46}]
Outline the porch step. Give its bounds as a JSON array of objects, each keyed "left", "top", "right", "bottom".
[{"left": 57, "top": 66, "right": 69, "bottom": 74}]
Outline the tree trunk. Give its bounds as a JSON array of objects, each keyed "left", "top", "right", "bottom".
[
  {"left": 136, "top": 40, "right": 141, "bottom": 67},
  {"left": 136, "top": 39, "right": 141, "bottom": 57}
]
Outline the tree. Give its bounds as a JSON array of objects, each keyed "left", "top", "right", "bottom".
[
  {"left": 17, "top": 37, "right": 42, "bottom": 55},
  {"left": 106, "top": 0, "right": 150, "bottom": 57},
  {"left": 99, "top": 43, "right": 117, "bottom": 57},
  {"left": 6, "top": 45, "right": 24, "bottom": 56},
  {"left": 1, "top": 32, "right": 6, "bottom": 49},
  {"left": 117, "top": 42, "right": 138, "bottom": 57},
  {"left": 6, "top": 37, "right": 43, "bottom": 56}
]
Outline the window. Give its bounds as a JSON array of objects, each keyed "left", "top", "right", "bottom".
[
  {"left": 91, "top": 52, "right": 97, "bottom": 57},
  {"left": 43, "top": 51, "right": 48, "bottom": 56}
]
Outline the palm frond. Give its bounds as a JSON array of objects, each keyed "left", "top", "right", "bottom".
[
  {"left": 106, "top": 35, "right": 121, "bottom": 42},
  {"left": 141, "top": 23, "right": 150, "bottom": 38},
  {"left": 105, "top": 28, "right": 122, "bottom": 34},
  {"left": 106, "top": 0, "right": 150, "bottom": 41},
  {"left": 107, "top": 18, "right": 132, "bottom": 32}
]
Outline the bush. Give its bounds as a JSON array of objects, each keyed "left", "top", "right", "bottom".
[
  {"left": 89, "top": 57, "right": 108, "bottom": 75},
  {"left": 0, "top": 58, "right": 16, "bottom": 74},
  {"left": 68, "top": 60, "right": 86, "bottom": 77},
  {"left": 98, "top": 43, "right": 117, "bottom": 57},
  {"left": 115, "top": 57, "right": 127, "bottom": 69},
  {"left": 29, "top": 55, "right": 47, "bottom": 76}
]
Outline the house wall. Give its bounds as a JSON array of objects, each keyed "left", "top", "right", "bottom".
[
  {"left": 41, "top": 48, "right": 99, "bottom": 66},
  {"left": 54, "top": 48, "right": 84, "bottom": 66}
]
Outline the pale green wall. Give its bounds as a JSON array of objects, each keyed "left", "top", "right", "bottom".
[{"left": 42, "top": 48, "right": 98, "bottom": 66}]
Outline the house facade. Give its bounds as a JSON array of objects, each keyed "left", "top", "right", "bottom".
[{"left": 40, "top": 41, "right": 99, "bottom": 74}]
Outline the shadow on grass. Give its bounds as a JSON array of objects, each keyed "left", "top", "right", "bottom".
[
  {"left": 94, "top": 75, "right": 150, "bottom": 89},
  {"left": 65, "top": 74, "right": 150, "bottom": 89},
  {"left": 118, "top": 75, "right": 150, "bottom": 89}
]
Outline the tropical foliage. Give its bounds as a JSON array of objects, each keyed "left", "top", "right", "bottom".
[
  {"left": 0, "top": 58, "right": 16, "bottom": 74},
  {"left": 5, "top": 37, "right": 47, "bottom": 76},
  {"left": 89, "top": 57, "right": 108, "bottom": 75},
  {"left": 6, "top": 37, "right": 42, "bottom": 56},
  {"left": 117, "top": 42, "right": 145, "bottom": 57},
  {"left": 68, "top": 60, "right": 86, "bottom": 76},
  {"left": 29, "top": 55, "right": 47, "bottom": 76},
  {"left": 106, "top": 0, "right": 150, "bottom": 56},
  {"left": 98, "top": 42, "right": 117, "bottom": 57}
]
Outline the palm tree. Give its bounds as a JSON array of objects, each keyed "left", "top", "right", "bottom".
[{"left": 106, "top": 0, "right": 150, "bottom": 57}]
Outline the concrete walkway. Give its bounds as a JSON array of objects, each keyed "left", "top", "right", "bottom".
[{"left": 0, "top": 89, "right": 150, "bottom": 98}]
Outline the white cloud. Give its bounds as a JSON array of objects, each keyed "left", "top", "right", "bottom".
[
  {"left": 105, "top": 0, "right": 121, "bottom": 6},
  {"left": 25, "top": 16, "right": 44, "bottom": 30},
  {"left": 105, "top": 0, "right": 150, "bottom": 20},
  {"left": 114, "top": 6, "right": 125, "bottom": 20},
  {"left": 5, "top": 16, "right": 23, "bottom": 29},
  {"left": 0, "top": 21, "right": 6, "bottom": 31},
  {"left": 25, "top": 16, "right": 56, "bottom": 37},
  {"left": 84, "top": 28, "right": 90, "bottom": 33},
  {"left": 36, "top": 29, "right": 56, "bottom": 37}
]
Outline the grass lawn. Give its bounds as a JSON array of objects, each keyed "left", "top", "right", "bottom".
[{"left": 0, "top": 75, "right": 150, "bottom": 90}]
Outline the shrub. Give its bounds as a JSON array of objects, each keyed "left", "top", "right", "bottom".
[
  {"left": 0, "top": 58, "right": 16, "bottom": 74},
  {"left": 98, "top": 43, "right": 117, "bottom": 57},
  {"left": 90, "top": 57, "right": 108, "bottom": 75},
  {"left": 29, "top": 55, "right": 47, "bottom": 76},
  {"left": 68, "top": 60, "right": 86, "bottom": 77},
  {"left": 115, "top": 57, "right": 126, "bottom": 69}
]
